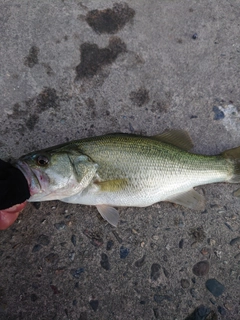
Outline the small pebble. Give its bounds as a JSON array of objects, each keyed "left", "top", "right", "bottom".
[
  {"left": 120, "top": 246, "right": 129, "bottom": 259},
  {"left": 192, "top": 260, "right": 210, "bottom": 277},
  {"left": 31, "top": 293, "right": 38, "bottom": 302},
  {"left": 152, "top": 235, "right": 159, "bottom": 240},
  {"left": 179, "top": 239, "right": 184, "bottom": 249},
  {"left": 181, "top": 279, "right": 190, "bottom": 288},
  {"left": 200, "top": 247, "right": 210, "bottom": 256},
  {"left": 79, "top": 312, "right": 88, "bottom": 320},
  {"left": 230, "top": 237, "right": 240, "bottom": 246},
  {"left": 208, "top": 238, "right": 216, "bottom": 246},
  {"left": 32, "top": 202, "right": 41, "bottom": 210},
  {"left": 214, "top": 250, "right": 222, "bottom": 259},
  {"left": 212, "top": 106, "right": 225, "bottom": 120},
  {"left": 192, "top": 33, "right": 198, "bottom": 39},
  {"left": 32, "top": 244, "right": 42, "bottom": 253},
  {"left": 224, "top": 302, "right": 234, "bottom": 311},
  {"left": 54, "top": 221, "right": 66, "bottom": 230},
  {"left": 186, "top": 305, "right": 212, "bottom": 319},
  {"left": 151, "top": 263, "right": 161, "bottom": 281},
  {"left": 234, "top": 252, "right": 240, "bottom": 259},
  {"left": 70, "top": 268, "right": 84, "bottom": 279},
  {"left": 224, "top": 222, "right": 233, "bottom": 231},
  {"left": 141, "top": 242, "right": 145, "bottom": 247},
  {"left": 50, "top": 285, "right": 60, "bottom": 294},
  {"left": 112, "top": 231, "right": 123, "bottom": 244},
  {"left": 153, "top": 308, "right": 160, "bottom": 319},
  {"left": 71, "top": 235, "right": 77, "bottom": 246},
  {"left": 205, "top": 278, "right": 225, "bottom": 297},
  {"left": 69, "top": 251, "right": 75, "bottom": 262},
  {"left": 209, "top": 298, "right": 216, "bottom": 305},
  {"left": 190, "top": 288, "right": 200, "bottom": 299},
  {"left": 38, "top": 234, "right": 50, "bottom": 246},
  {"left": 72, "top": 299, "right": 77, "bottom": 306},
  {"left": 45, "top": 253, "right": 59, "bottom": 264},
  {"left": 89, "top": 299, "right": 99, "bottom": 312},
  {"left": 233, "top": 188, "right": 240, "bottom": 197},
  {"left": 163, "top": 267, "right": 169, "bottom": 278},
  {"left": 154, "top": 295, "right": 172, "bottom": 304},
  {"left": 217, "top": 306, "right": 227, "bottom": 316},
  {"left": 106, "top": 240, "right": 114, "bottom": 251},
  {"left": 100, "top": 253, "right": 110, "bottom": 270},
  {"left": 134, "top": 255, "right": 146, "bottom": 268}
]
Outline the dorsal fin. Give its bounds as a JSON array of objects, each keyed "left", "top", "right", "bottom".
[{"left": 151, "top": 129, "right": 194, "bottom": 151}]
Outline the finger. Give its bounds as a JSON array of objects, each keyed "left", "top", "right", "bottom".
[{"left": 0, "top": 202, "right": 27, "bottom": 230}]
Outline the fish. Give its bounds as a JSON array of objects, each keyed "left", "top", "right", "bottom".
[{"left": 15, "top": 130, "right": 240, "bottom": 227}]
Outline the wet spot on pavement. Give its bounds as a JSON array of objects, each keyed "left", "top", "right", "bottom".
[
  {"left": 75, "top": 37, "right": 127, "bottom": 79},
  {"left": 24, "top": 46, "right": 39, "bottom": 68},
  {"left": 86, "top": 3, "right": 135, "bottom": 34},
  {"left": 26, "top": 114, "right": 39, "bottom": 130},
  {"left": 129, "top": 87, "right": 150, "bottom": 107},
  {"left": 26, "top": 87, "right": 59, "bottom": 112}
]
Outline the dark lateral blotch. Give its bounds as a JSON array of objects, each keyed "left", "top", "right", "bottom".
[{"left": 86, "top": 3, "right": 135, "bottom": 34}]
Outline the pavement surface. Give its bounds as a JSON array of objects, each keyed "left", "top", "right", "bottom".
[{"left": 0, "top": 1, "right": 240, "bottom": 319}]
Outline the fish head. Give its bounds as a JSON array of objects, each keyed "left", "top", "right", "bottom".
[{"left": 15, "top": 148, "right": 98, "bottom": 201}]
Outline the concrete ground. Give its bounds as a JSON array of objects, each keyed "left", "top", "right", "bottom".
[{"left": 0, "top": 0, "right": 240, "bottom": 319}]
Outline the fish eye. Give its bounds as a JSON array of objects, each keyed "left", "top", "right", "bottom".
[{"left": 36, "top": 155, "right": 49, "bottom": 166}]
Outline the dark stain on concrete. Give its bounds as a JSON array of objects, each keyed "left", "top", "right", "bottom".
[
  {"left": 26, "top": 114, "right": 39, "bottom": 130},
  {"left": 8, "top": 103, "right": 25, "bottom": 119},
  {"left": 24, "top": 46, "right": 39, "bottom": 68},
  {"left": 75, "top": 37, "right": 127, "bottom": 79},
  {"left": 129, "top": 87, "right": 150, "bottom": 107},
  {"left": 86, "top": 3, "right": 135, "bottom": 34},
  {"left": 26, "top": 87, "right": 59, "bottom": 112},
  {"left": 151, "top": 100, "right": 170, "bottom": 113},
  {"left": 42, "top": 63, "right": 54, "bottom": 76}
]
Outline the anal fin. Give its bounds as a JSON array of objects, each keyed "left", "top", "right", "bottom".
[
  {"left": 166, "top": 189, "right": 205, "bottom": 210},
  {"left": 96, "top": 204, "right": 119, "bottom": 227}
]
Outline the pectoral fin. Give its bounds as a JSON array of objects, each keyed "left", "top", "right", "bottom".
[
  {"left": 96, "top": 204, "right": 119, "bottom": 227},
  {"left": 94, "top": 179, "right": 128, "bottom": 192},
  {"left": 166, "top": 189, "right": 205, "bottom": 210}
]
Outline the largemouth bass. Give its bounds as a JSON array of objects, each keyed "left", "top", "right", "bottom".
[{"left": 15, "top": 130, "right": 240, "bottom": 227}]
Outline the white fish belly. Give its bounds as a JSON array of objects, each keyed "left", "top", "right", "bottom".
[{"left": 62, "top": 167, "right": 228, "bottom": 207}]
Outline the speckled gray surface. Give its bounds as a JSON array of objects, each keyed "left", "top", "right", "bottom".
[{"left": 0, "top": 1, "right": 240, "bottom": 319}]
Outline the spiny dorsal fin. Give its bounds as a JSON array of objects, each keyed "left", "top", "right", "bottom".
[
  {"left": 151, "top": 129, "right": 194, "bottom": 151},
  {"left": 166, "top": 189, "right": 205, "bottom": 210}
]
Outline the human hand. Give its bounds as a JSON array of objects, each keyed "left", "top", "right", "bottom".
[{"left": 0, "top": 202, "right": 27, "bottom": 230}]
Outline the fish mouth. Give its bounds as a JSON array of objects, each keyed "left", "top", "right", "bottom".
[{"left": 15, "top": 161, "right": 44, "bottom": 196}]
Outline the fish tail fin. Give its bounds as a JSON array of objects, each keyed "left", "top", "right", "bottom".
[{"left": 222, "top": 146, "right": 240, "bottom": 183}]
